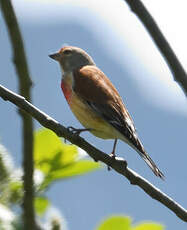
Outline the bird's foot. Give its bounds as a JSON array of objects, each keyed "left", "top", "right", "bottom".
[
  {"left": 64, "top": 127, "right": 91, "bottom": 143},
  {"left": 67, "top": 126, "right": 91, "bottom": 136},
  {"left": 108, "top": 152, "right": 116, "bottom": 171}
]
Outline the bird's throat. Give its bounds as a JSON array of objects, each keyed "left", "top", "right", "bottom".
[{"left": 61, "top": 80, "right": 72, "bottom": 103}]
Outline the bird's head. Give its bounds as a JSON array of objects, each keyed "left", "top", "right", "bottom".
[{"left": 49, "top": 46, "right": 95, "bottom": 72}]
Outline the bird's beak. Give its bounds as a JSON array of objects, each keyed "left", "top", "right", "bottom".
[{"left": 49, "top": 52, "right": 61, "bottom": 61}]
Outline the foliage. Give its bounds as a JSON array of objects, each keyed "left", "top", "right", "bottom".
[
  {"left": 34, "top": 128, "right": 101, "bottom": 191},
  {"left": 0, "top": 128, "right": 100, "bottom": 229},
  {"left": 0, "top": 129, "right": 164, "bottom": 229},
  {"left": 96, "top": 216, "right": 164, "bottom": 230}
]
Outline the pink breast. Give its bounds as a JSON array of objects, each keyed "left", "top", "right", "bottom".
[{"left": 61, "top": 80, "right": 72, "bottom": 103}]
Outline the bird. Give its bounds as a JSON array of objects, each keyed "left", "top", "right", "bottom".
[{"left": 49, "top": 46, "right": 164, "bottom": 179}]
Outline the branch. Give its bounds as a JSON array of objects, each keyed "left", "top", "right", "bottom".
[
  {"left": 0, "top": 84, "right": 187, "bottom": 222},
  {"left": 0, "top": 0, "right": 36, "bottom": 229},
  {"left": 124, "top": 0, "right": 187, "bottom": 96}
]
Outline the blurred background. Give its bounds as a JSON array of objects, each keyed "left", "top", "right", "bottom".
[{"left": 0, "top": 0, "right": 187, "bottom": 229}]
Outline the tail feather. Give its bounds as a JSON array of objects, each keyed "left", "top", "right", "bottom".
[
  {"left": 135, "top": 139, "right": 164, "bottom": 180},
  {"left": 138, "top": 148, "right": 164, "bottom": 179}
]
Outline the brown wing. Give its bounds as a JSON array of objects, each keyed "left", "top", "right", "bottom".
[
  {"left": 73, "top": 65, "right": 164, "bottom": 179},
  {"left": 73, "top": 66, "right": 132, "bottom": 121},
  {"left": 73, "top": 65, "right": 139, "bottom": 139}
]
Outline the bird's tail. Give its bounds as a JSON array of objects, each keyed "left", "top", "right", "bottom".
[{"left": 134, "top": 139, "right": 164, "bottom": 180}]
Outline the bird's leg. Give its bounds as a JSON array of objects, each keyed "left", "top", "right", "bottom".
[
  {"left": 67, "top": 126, "right": 91, "bottom": 135},
  {"left": 111, "top": 139, "right": 118, "bottom": 157},
  {"left": 108, "top": 139, "right": 118, "bottom": 171}
]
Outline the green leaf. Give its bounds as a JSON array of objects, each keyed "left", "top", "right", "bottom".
[
  {"left": 34, "top": 128, "right": 78, "bottom": 174},
  {"left": 9, "top": 181, "right": 23, "bottom": 204},
  {"left": 50, "top": 160, "right": 100, "bottom": 179},
  {"left": 34, "top": 128, "right": 101, "bottom": 190},
  {"left": 132, "top": 223, "right": 164, "bottom": 230},
  {"left": 97, "top": 216, "right": 131, "bottom": 230},
  {"left": 40, "top": 160, "right": 101, "bottom": 190},
  {"left": 34, "top": 197, "right": 50, "bottom": 216}
]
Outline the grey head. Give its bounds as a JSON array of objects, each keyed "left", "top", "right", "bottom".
[{"left": 49, "top": 46, "right": 95, "bottom": 73}]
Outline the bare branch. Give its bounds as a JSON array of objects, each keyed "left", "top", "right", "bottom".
[
  {"left": 0, "top": 0, "right": 36, "bottom": 229},
  {"left": 0, "top": 84, "right": 187, "bottom": 222},
  {"left": 124, "top": 0, "right": 187, "bottom": 95}
]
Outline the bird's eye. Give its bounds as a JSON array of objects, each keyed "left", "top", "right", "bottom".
[{"left": 63, "top": 49, "right": 72, "bottom": 55}]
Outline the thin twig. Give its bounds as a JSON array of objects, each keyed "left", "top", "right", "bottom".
[
  {"left": 0, "top": 84, "right": 187, "bottom": 222},
  {"left": 0, "top": 0, "right": 36, "bottom": 229},
  {"left": 124, "top": 0, "right": 187, "bottom": 95}
]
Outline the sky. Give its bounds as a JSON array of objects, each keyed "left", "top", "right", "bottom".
[{"left": 1, "top": 0, "right": 187, "bottom": 229}]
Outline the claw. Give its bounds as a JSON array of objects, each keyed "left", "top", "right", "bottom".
[
  {"left": 67, "top": 126, "right": 91, "bottom": 135},
  {"left": 108, "top": 153, "right": 116, "bottom": 171}
]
